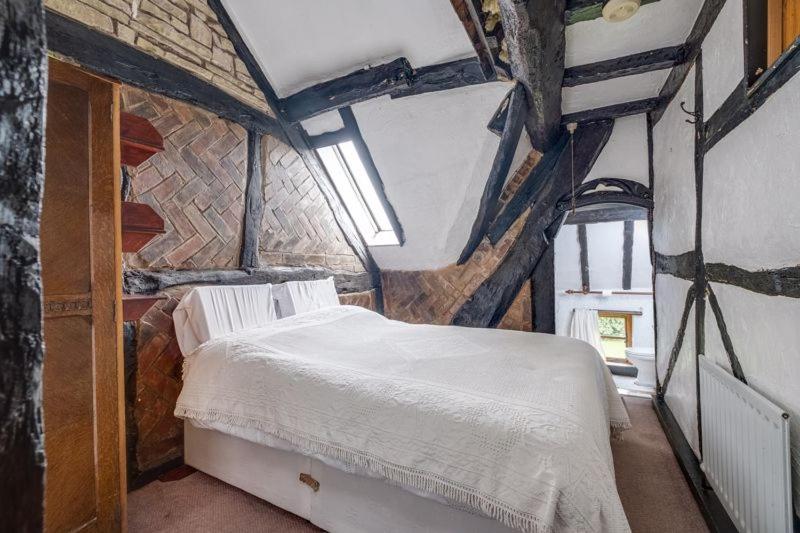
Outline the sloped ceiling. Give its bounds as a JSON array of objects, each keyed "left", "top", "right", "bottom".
[{"left": 221, "top": 0, "right": 702, "bottom": 270}]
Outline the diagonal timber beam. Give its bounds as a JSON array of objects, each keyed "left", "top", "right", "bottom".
[
  {"left": 448, "top": 0, "right": 498, "bottom": 80},
  {"left": 452, "top": 119, "right": 613, "bottom": 327},
  {"left": 498, "top": 0, "right": 566, "bottom": 151},
  {"left": 457, "top": 84, "right": 527, "bottom": 265}
]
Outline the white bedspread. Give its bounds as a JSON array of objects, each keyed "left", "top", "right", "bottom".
[{"left": 175, "top": 306, "right": 631, "bottom": 533}]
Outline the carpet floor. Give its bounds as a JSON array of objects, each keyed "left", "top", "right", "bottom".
[{"left": 129, "top": 396, "right": 708, "bottom": 532}]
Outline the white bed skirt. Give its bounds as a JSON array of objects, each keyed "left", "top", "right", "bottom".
[{"left": 184, "top": 422, "right": 517, "bottom": 533}]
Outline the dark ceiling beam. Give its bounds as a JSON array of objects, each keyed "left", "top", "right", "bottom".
[
  {"left": 561, "top": 96, "right": 666, "bottom": 124},
  {"left": 391, "top": 58, "right": 487, "bottom": 99},
  {"left": 565, "top": 204, "right": 648, "bottom": 224},
  {"left": 563, "top": 45, "right": 689, "bottom": 87},
  {"left": 206, "top": 0, "right": 379, "bottom": 280},
  {"left": 452, "top": 119, "right": 614, "bottom": 328},
  {"left": 651, "top": 0, "right": 726, "bottom": 124},
  {"left": 448, "top": 0, "right": 497, "bottom": 80},
  {"left": 566, "top": 0, "right": 660, "bottom": 25},
  {"left": 498, "top": 0, "right": 566, "bottom": 151},
  {"left": 45, "top": 10, "right": 286, "bottom": 142},
  {"left": 457, "top": 84, "right": 527, "bottom": 264},
  {"left": 281, "top": 58, "right": 414, "bottom": 123}
]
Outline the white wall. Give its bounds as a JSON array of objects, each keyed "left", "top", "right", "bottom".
[
  {"left": 653, "top": 0, "right": 800, "bottom": 512},
  {"left": 351, "top": 83, "right": 532, "bottom": 271},
  {"left": 554, "top": 220, "right": 654, "bottom": 349},
  {"left": 586, "top": 114, "right": 650, "bottom": 186}
]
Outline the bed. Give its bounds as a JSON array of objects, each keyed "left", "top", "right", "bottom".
[{"left": 173, "top": 283, "right": 631, "bottom": 533}]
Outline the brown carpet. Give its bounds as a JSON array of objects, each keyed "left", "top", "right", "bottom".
[{"left": 129, "top": 396, "right": 708, "bottom": 532}]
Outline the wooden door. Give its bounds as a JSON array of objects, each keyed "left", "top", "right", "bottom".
[{"left": 42, "top": 59, "right": 125, "bottom": 533}]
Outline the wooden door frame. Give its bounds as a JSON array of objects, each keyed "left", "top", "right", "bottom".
[
  {"left": 0, "top": 1, "right": 48, "bottom": 531},
  {"left": 46, "top": 58, "right": 126, "bottom": 531}
]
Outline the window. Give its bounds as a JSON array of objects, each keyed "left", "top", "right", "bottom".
[
  {"left": 598, "top": 311, "right": 633, "bottom": 362},
  {"left": 747, "top": 0, "right": 800, "bottom": 85},
  {"left": 317, "top": 141, "right": 400, "bottom": 246}
]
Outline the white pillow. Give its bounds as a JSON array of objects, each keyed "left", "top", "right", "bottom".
[
  {"left": 173, "top": 284, "right": 277, "bottom": 355},
  {"left": 272, "top": 277, "right": 340, "bottom": 318}
]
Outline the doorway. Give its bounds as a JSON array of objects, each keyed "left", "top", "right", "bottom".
[{"left": 553, "top": 205, "right": 655, "bottom": 395}]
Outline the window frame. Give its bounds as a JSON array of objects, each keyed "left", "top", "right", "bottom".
[
  {"left": 598, "top": 311, "right": 634, "bottom": 362},
  {"left": 309, "top": 107, "right": 404, "bottom": 247},
  {"left": 745, "top": 0, "right": 800, "bottom": 89}
]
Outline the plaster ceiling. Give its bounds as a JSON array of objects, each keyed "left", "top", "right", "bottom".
[
  {"left": 562, "top": 69, "right": 670, "bottom": 114},
  {"left": 222, "top": 0, "right": 475, "bottom": 97}
]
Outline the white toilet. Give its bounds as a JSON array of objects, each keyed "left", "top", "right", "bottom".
[{"left": 625, "top": 347, "right": 656, "bottom": 388}]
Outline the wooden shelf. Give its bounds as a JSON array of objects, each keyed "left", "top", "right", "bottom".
[
  {"left": 121, "top": 112, "right": 164, "bottom": 167},
  {"left": 122, "top": 201, "right": 165, "bottom": 253},
  {"left": 122, "top": 294, "right": 166, "bottom": 322}
]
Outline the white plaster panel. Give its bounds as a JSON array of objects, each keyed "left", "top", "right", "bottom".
[
  {"left": 701, "top": 0, "right": 744, "bottom": 116},
  {"left": 555, "top": 292, "right": 655, "bottom": 348},
  {"left": 655, "top": 273, "right": 698, "bottom": 455},
  {"left": 631, "top": 219, "right": 653, "bottom": 289},
  {"left": 566, "top": 0, "right": 702, "bottom": 67},
  {"left": 562, "top": 70, "right": 669, "bottom": 114},
  {"left": 301, "top": 111, "right": 344, "bottom": 136},
  {"left": 555, "top": 224, "right": 582, "bottom": 291},
  {"left": 707, "top": 282, "right": 800, "bottom": 511},
  {"left": 703, "top": 73, "right": 800, "bottom": 269},
  {"left": 652, "top": 66, "right": 696, "bottom": 255},
  {"left": 585, "top": 114, "right": 650, "bottom": 185},
  {"left": 351, "top": 83, "right": 521, "bottom": 270},
  {"left": 223, "top": 0, "right": 475, "bottom": 96},
  {"left": 587, "top": 221, "right": 625, "bottom": 289}
]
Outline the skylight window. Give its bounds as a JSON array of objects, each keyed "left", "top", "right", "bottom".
[{"left": 317, "top": 141, "right": 400, "bottom": 246}]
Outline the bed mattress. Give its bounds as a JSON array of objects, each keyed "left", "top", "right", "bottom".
[{"left": 176, "top": 305, "right": 631, "bottom": 532}]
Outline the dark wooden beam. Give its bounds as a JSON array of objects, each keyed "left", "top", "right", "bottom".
[
  {"left": 499, "top": 0, "right": 565, "bottom": 151},
  {"left": 281, "top": 58, "right": 415, "bottom": 123},
  {"left": 565, "top": 205, "right": 648, "bottom": 224},
  {"left": 307, "top": 128, "right": 351, "bottom": 149},
  {"left": 652, "top": 397, "right": 739, "bottom": 533},
  {"left": 563, "top": 45, "right": 688, "bottom": 87},
  {"left": 705, "top": 35, "right": 800, "bottom": 151},
  {"left": 660, "top": 286, "right": 696, "bottom": 395},
  {"left": 706, "top": 285, "right": 747, "bottom": 383},
  {"left": 452, "top": 120, "right": 613, "bottom": 328},
  {"left": 577, "top": 224, "right": 590, "bottom": 291},
  {"left": 488, "top": 123, "right": 615, "bottom": 245},
  {"left": 566, "top": 0, "right": 660, "bottom": 25},
  {"left": 622, "top": 220, "right": 634, "bottom": 290},
  {"left": 124, "top": 267, "right": 374, "bottom": 295},
  {"left": 448, "top": 0, "right": 497, "bottom": 80},
  {"left": 45, "top": 10, "right": 286, "bottom": 142},
  {"left": 239, "top": 131, "right": 264, "bottom": 269},
  {"left": 458, "top": 83, "right": 527, "bottom": 264},
  {"left": 533, "top": 245, "right": 555, "bottom": 333},
  {"left": 391, "top": 58, "right": 488, "bottom": 99},
  {"left": 651, "top": 0, "right": 726, "bottom": 124},
  {"left": 0, "top": 1, "right": 46, "bottom": 530},
  {"left": 692, "top": 52, "right": 705, "bottom": 454},
  {"left": 338, "top": 107, "right": 405, "bottom": 245},
  {"left": 562, "top": 97, "right": 665, "bottom": 125},
  {"left": 487, "top": 88, "right": 513, "bottom": 136},
  {"left": 207, "top": 0, "right": 379, "bottom": 279}
]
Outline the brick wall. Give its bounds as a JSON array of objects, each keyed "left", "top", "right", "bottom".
[
  {"left": 46, "top": 0, "right": 271, "bottom": 113},
  {"left": 381, "top": 151, "right": 540, "bottom": 332},
  {"left": 121, "top": 86, "right": 367, "bottom": 478}
]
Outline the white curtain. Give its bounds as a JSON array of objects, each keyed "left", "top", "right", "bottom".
[{"left": 569, "top": 308, "right": 606, "bottom": 357}]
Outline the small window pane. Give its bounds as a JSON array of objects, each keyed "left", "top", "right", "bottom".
[{"left": 317, "top": 143, "right": 399, "bottom": 246}]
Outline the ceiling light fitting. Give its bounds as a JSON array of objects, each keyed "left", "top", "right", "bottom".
[{"left": 602, "top": 0, "right": 641, "bottom": 22}]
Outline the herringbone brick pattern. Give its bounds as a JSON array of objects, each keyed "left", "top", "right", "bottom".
[
  {"left": 381, "top": 150, "right": 540, "bottom": 332},
  {"left": 122, "top": 86, "right": 246, "bottom": 269},
  {"left": 259, "top": 136, "right": 364, "bottom": 273}
]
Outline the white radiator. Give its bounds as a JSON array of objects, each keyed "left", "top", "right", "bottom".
[{"left": 699, "top": 356, "right": 793, "bottom": 533}]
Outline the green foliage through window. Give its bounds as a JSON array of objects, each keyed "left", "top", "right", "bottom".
[{"left": 599, "top": 316, "right": 625, "bottom": 338}]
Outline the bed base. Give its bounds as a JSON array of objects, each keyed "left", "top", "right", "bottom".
[{"left": 184, "top": 423, "right": 516, "bottom": 533}]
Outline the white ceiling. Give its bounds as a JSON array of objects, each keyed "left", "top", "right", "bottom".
[
  {"left": 562, "top": 69, "right": 669, "bottom": 114},
  {"left": 223, "top": 0, "right": 475, "bottom": 97},
  {"left": 219, "top": 0, "right": 705, "bottom": 270},
  {"left": 566, "top": 0, "right": 703, "bottom": 67}
]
